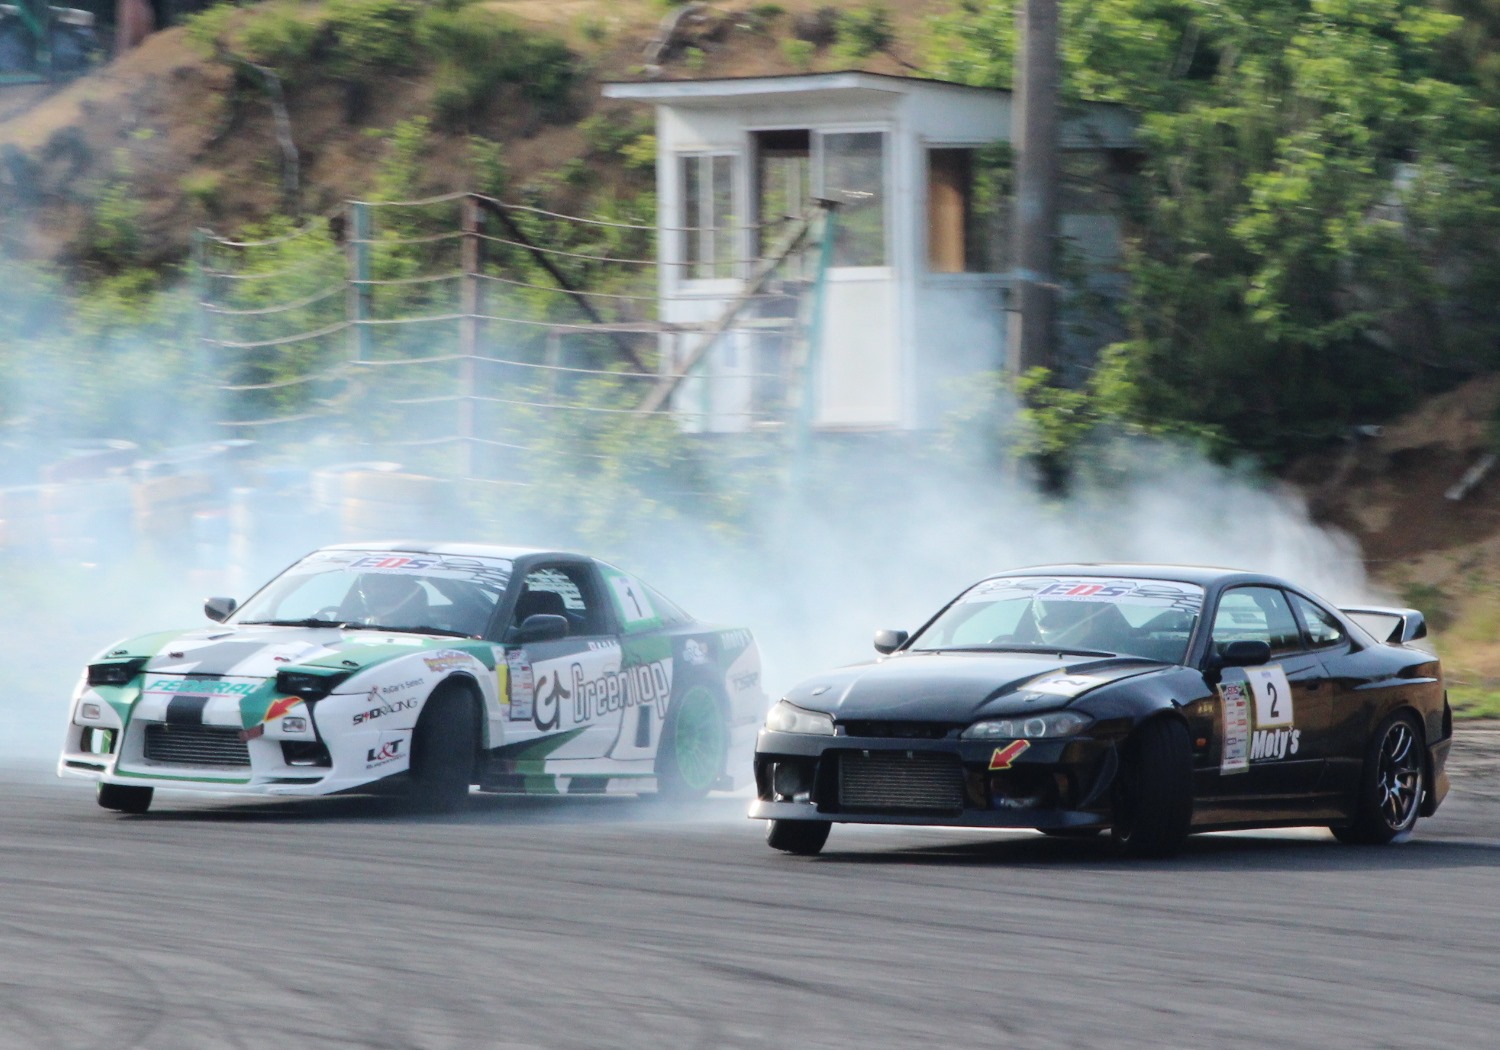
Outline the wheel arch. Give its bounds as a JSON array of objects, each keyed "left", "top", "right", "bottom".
[{"left": 426, "top": 672, "right": 488, "bottom": 758}]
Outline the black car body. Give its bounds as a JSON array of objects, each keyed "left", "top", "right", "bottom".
[{"left": 750, "top": 565, "right": 1450, "bottom": 857}]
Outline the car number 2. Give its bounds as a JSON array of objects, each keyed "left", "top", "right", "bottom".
[{"left": 1245, "top": 665, "right": 1295, "bottom": 729}]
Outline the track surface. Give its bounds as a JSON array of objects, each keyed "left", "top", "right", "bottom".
[{"left": 7, "top": 733, "right": 1500, "bottom": 1050}]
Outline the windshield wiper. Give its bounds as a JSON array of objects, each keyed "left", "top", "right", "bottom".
[
  {"left": 239, "top": 618, "right": 348, "bottom": 628},
  {"left": 341, "top": 623, "right": 478, "bottom": 638}
]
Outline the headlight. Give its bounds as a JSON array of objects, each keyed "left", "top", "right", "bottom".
[
  {"left": 764, "top": 699, "right": 835, "bottom": 736},
  {"left": 962, "top": 710, "right": 1092, "bottom": 740},
  {"left": 274, "top": 669, "right": 351, "bottom": 700},
  {"left": 86, "top": 657, "right": 148, "bottom": 686}
]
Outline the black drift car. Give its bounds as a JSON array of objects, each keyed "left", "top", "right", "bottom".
[{"left": 750, "top": 565, "right": 1451, "bottom": 857}]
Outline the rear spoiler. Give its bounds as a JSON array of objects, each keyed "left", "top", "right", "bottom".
[{"left": 1340, "top": 606, "right": 1429, "bottom": 645}]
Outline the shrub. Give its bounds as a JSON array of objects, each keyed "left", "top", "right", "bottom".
[{"left": 240, "top": 4, "right": 324, "bottom": 75}]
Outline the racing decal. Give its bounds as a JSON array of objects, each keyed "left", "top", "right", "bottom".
[
  {"left": 1219, "top": 681, "right": 1250, "bottom": 774},
  {"left": 567, "top": 658, "right": 673, "bottom": 725},
  {"left": 1245, "top": 664, "right": 1294, "bottom": 728},
  {"left": 989, "top": 740, "right": 1030, "bottom": 769},
  {"left": 264, "top": 697, "right": 302, "bottom": 722},
  {"left": 682, "top": 638, "right": 709, "bottom": 666},
  {"left": 238, "top": 723, "right": 265, "bottom": 742},
  {"left": 349, "top": 555, "right": 439, "bottom": 571},
  {"left": 534, "top": 670, "right": 567, "bottom": 731},
  {"left": 351, "top": 688, "right": 419, "bottom": 726},
  {"left": 365, "top": 734, "right": 406, "bottom": 769},
  {"left": 965, "top": 576, "right": 1204, "bottom": 613},
  {"left": 423, "top": 650, "right": 472, "bottom": 673},
  {"left": 165, "top": 695, "right": 209, "bottom": 727},
  {"left": 602, "top": 568, "right": 661, "bottom": 632},
  {"left": 506, "top": 649, "right": 535, "bottom": 721},
  {"left": 1025, "top": 673, "right": 1106, "bottom": 698},
  {"left": 718, "top": 629, "right": 753, "bottom": 654},
  {"left": 730, "top": 669, "right": 760, "bottom": 693},
  {"left": 1250, "top": 726, "right": 1300, "bottom": 761},
  {"left": 145, "top": 677, "right": 258, "bottom": 697}
]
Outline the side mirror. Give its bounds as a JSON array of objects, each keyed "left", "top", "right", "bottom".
[
  {"left": 1218, "top": 640, "right": 1271, "bottom": 668},
  {"left": 506, "top": 613, "right": 569, "bottom": 645},
  {"left": 873, "top": 628, "right": 909, "bottom": 655},
  {"left": 205, "top": 596, "right": 237, "bottom": 623}
]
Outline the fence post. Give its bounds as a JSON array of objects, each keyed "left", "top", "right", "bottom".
[
  {"left": 459, "top": 195, "right": 483, "bottom": 479},
  {"left": 347, "top": 200, "right": 371, "bottom": 364}
]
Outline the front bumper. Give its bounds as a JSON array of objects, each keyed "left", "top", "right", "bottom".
[
  {"left": 748, "top": 728, "right": 1119, "bottom": 829},
  {"left": 57, "top": 687, "right": 414, "bottom": 798}
]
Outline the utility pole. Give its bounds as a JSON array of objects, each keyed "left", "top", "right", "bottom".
[{"left": 1008, "top": 0, "right": 1060, "bottom": 375}]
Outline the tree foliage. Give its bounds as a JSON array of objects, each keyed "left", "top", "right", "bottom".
[{"left": 932, "top": 0, "right": 1500, "bottom": 464}]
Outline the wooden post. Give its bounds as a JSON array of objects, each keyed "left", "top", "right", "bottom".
[{"left": 1008, "top": 0, "right": 1060, "bottom": 375}]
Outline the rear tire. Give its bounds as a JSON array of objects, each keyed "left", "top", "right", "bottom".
[
  {"left": 1331, "top": 712, "right": 1424, "bottom": 845},
  {"left": 1110, "top": 718, "right": 1192, "bottom": 858},
  {"left": 1040, "top": 827, "right": 1103, "bottom": 838},
  {"left": 656, "top": 681, "right": 728, "bottom": 800},
  {"left": 97, "top": 782, "right": 153, "bottom": 814},
  {"left": 406, "top": 688, "right": 477, "bottom": 813},
  {"left": 766, "top": 819, "right": 830, "bottom": 855}
]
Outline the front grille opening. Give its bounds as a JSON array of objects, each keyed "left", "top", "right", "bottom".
[
  {"left": 839, "top": 721, "right": 958, "bottom": 740},
  {"left": 836, "top": 751, "right": 966, "bottom": 814},
  {"left": 143, "top": 724, "right": 250, "bottom": 767},
  {"left": 281, "top": 740, "right": 332, "bottom": 768},
  {"left": 987, "top": 767, "right": 1065, "bottom": 810}
]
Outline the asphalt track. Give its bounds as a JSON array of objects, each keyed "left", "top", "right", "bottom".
[{"left": 6, "top": 737, "right": 1500, "bottom": 1050}]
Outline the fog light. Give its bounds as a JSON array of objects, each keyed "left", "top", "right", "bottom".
[
  {"left": 82, "top": 727, "right": 115, "bottom": 756},
  {"left": 772, "top": 760, "right": 813, "bottom": 800},
  {"left": 281, "top": 716, "right": 308, "bottom": 734},
  {"left": 80, "top": 702, "right": 102, "bottom": 720}
]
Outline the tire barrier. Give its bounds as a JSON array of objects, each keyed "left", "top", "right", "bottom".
[{"left": 133, "top": 472, "right": 219, "bottom": 562}]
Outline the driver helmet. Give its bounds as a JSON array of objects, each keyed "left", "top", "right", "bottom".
[
  {"left": 1034, "top": 599, "right": 1099, "bottom": 641},
  {"left": 356, "top": 573, "right": 427, "bottom": 621}
]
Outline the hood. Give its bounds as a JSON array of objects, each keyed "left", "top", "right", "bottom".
[
  {"left": 98, "top": 624, "right": 485, "bottom": 681},
  {"left": 784, "top": 651, "right": 1167, "bottom": 723}
]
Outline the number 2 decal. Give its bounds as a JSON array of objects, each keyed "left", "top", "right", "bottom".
[{"left": 1245, "top": 665, "right": 1294, "bottom": 728}]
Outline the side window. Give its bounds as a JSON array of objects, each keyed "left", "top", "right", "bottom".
[
  {"left": 1291, "top": 593, "right": 1346, "bottom": 649},
  {"left": 517, "top": 566, "right": 608, "bottom": 637},
  {"left": 1212, "top": 587, "right": 1303, "bottom": 655}
]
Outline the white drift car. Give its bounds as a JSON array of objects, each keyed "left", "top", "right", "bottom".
[{"left": 59, "top": 543, "right": 765, "bottom": 813}]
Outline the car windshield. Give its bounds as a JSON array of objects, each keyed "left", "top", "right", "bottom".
[
  {"left": 233, "top": 551, "right": 513, "bottom": 638},
  {"left": 909, "top": 575, "right": 1205, "bottom": 664}
]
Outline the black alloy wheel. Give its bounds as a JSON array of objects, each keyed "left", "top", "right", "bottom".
[
  {"left": 97, "top": 782, "right": 153, "bottom": 814},
  {"left": 1110, "top": 717, "right": 1193, "bottom": 859},
  {"left": 1332, "top": 712, "right": 1424, "bottom": 845},
  {"left": 766, "top": 819, "right": 831, "bottom": 856}
]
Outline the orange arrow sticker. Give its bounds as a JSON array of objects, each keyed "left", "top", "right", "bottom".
[
  {"left": 989, "top": 740, "right": 1030, "bottom": 770},
  {"left": 263, "top": 696, "right": 302, "bottom": 723}
]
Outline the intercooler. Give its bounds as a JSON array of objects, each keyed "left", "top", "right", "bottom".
[
  {"left": 141, "top": 723, "right": 252, "bottom": 767},
  {"left": 836, "top": 750, "right": 966, "bottom": 813}
]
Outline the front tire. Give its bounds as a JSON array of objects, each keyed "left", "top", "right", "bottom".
[
  {"left": 1331, "top": 712, "right": 1424, "bottom": 845},
  {"left": 655, "top": 681, "right": 728, "bottom": 800},
  {"left": 406, "top": 688, "right": 478, "bottom": 813},
  {"left": 766, "top": 819, "right": 830, "bottom": 855},
  {"left": 97, "top": 782, "right": 153, "bottom": 814},
  {"left": 1110, "top": 718, "right": 1192, "bottom": 858}
]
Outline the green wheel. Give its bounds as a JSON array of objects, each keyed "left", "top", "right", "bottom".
[{"left": 656, "top": 682, "right": 728, "bottom": 800}]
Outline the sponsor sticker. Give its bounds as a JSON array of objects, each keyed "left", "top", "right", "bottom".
[
  {"left": 365, "top": 735, "right": 406, "bottom": 769},
  {"left": 682, "top": 639, "right": 709, "bottom": 666},
  {"left": 989, "top": 740, "right": 1030, "bottom": 770},
  {"left": 144, "top": 677, "right": 259, "bottom": 697},
  {"left": 1219, "top": 681, "right": 1250, "bottom": 774},
  {"left": 423, "top": 650, "right": 472, "bottom": 673},
  {"left": 506, "top": 649, "right": 535, "bottom": 721}
]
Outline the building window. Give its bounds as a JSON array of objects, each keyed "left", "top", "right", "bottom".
[
  {"left": 926, "top": 146, "right": 1007, "bottom": 274},
  {"left": 820, "top": 131, "right": 886, "bottom": 267},
  {"left": 681, "top": 153, "right": 737, "bottom": 279}
]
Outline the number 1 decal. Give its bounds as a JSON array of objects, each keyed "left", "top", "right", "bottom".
[{"left": 1245, "top": 665, "right": 1294, "bottom": 728}]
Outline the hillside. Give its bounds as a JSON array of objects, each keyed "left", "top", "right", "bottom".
[{"left": 0, "top": 0, "right": 944, "bottom": 268}]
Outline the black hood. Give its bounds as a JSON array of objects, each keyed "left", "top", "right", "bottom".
[{"left": 784, "top": 651, "right": 1167, "bottom": 723}]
